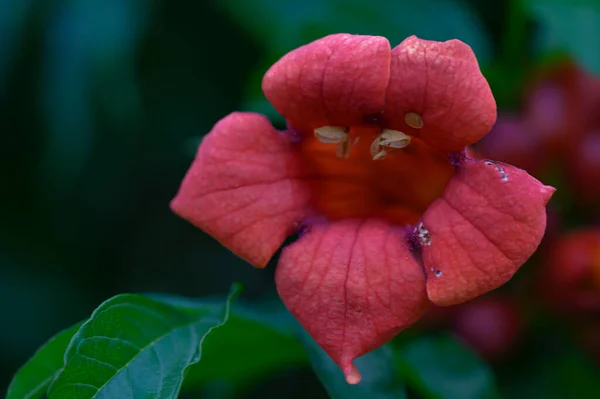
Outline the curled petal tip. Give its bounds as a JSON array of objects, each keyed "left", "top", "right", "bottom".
[
  {"left": 542, "top": 185, "right": 557, "bottom": 203},
  {"left": 345, "top": 363, "right": 362, "bottom": 385},
  {"left": 169, "top": 197, "right": 179, "bottom": 214}
]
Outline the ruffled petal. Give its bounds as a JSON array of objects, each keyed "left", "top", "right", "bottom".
[
  {"left": 276, "top": 219, "right": 429, "bottom": 383},
  {"left": 420, "top": 158, "right": 555, "bottom": 305},
  {"left": 262, "top": 34, "right": 391, "bottom": 129},
  {"left": 384, "top": 36, "right": 496, "bottom": 151},
  {"left": 171, "top": 112, "right": 311, "bottom": 267}
]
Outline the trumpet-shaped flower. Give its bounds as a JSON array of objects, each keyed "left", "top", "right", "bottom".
[{"left": 171, "top": 34, "right": 554, "bottom": 384}]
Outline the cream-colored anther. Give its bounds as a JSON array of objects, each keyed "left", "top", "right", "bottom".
[
  {"left": 314, "top": 126, "right": 348, "bottom": 144},
  {"left": 372, "top": 149, "right": 387, "bottom": 160},
  {"left": 370, "top": 136, "right": 387, "bottom": 160},
  {"left": 336, "top": 140, "right": 351, "bottom": 159},
  {"left": 379, "top": 129, "right": 412, "bottom": 149},
  {"left": 405, "top": 112, "right": 423, "bottom": 129},
  {"left": 371, "top": 129, "right": 412, "bottom": 160}
]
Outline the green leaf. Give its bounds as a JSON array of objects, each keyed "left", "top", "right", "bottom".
[
  {"left": 145, "top": 295, "right": 309, "bottom": 388},
  {"left": 526, "top": 0, "right": 600, "bottom": 73},
  {"left": 39, "top": 0, "right": 150, "bottom": 201},
  {"left": 182, "top": 304, "right": 308, "bottom": 389},
  {"left": 46, "top": 284, "right": 241, "bottom": 399},
  {"left": 397, "top": 334, "right": 500, "bottom": 399},
  {"left": 498, "top": 332, "right": 600, "bottom": 399},
  {"left": 542, "top": 351, "right": 600, "bottom": 398},
  {"left": 0, "top": 0, "right": 32, "bottom": 92},
  {"left": 300, "top": 330, "right": 407, "bottom": 399},
  {"left": 6, "top": 322, "right": 83, "bottom": 399},
  {"left": 504, "top": 351, "right": 600, "bottom": 399},
  {"left": 217, "top": 0, "right": 492, "bottom": 63}
]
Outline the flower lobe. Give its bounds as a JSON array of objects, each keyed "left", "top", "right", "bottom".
[{"left": 263, "top": 34, "right": 391, "bottom": 130}]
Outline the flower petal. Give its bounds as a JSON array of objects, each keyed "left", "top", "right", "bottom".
[
  {"left": 420, "top": 158, "right": 555, "bottom": 305},
  {"left": 262, "top": 34, "right": 391, "bottom": 129},
  {"left": 384, "top": 36, "right": 496, "bottom": 151},
  {"left": 170, "top": 112, "right": 311, "bottom": 267},
  {"left": 276, "top": 219, "right": 429, "bottom": 383}
]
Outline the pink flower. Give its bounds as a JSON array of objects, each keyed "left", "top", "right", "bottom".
[{"left": 171, "top": 34, "right": 555, "bottom": 384}]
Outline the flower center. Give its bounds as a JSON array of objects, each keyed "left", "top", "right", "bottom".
[{"left": 298, "top": 116, "right": 454, "bottom": 225}]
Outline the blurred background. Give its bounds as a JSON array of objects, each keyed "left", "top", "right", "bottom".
[{"left": 2, "top": 0, "right": 600, "bottom": 397}]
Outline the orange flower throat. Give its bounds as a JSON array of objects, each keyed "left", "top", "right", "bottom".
[{"left": 297, "top": 124, "right": 455, "bottom": 226}]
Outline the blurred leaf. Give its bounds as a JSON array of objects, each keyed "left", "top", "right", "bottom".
[
  {"left": 182, "top": 304, "right": 308, "bottom": 389},
  {"left": 39, "top": 0, "right": 150, "bottom": 200},
  {"left": 238, "top": 64, "right": 286, "bottom": 127},
  {"left": 301, "top": 331, "right": 408, "bottom": 399},
  {"left": 0, "top": 0, "right": 31, "bottom": 94},
  {"left": 46, "top": 284, "right": 241, "bottom": 399},
  {"left": 146, "top": 294, "right": 309, "bottom": 388},
  {"left": 397, "top": 334, "right": 500, "bottom": 399},
  {"left": 549, "top": 352, "right": 600, "bottom": 398},
  {"left": 486, "top": 0, "right": 530, "bottom": 108},
  {"left": 0, "top": 264, "right": 89, "bottom": 359},
  {"left": 500, "top": 335, "right": 600, "bottom": 399},
  {"left": 526, "top": 0, "right": 600, "bottom": 74},
  {"left": 482, "top": 64, "right": 527, "bottom": 109},
  {"left": 6, "top": 322, "right": 82, "bottom": 399},
  {"left": 217, "top": 0, "right": 491, "bottom": 62}
]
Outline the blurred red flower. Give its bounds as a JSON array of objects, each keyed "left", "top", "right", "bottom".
[
  {"left": 523, "top": 62, "right": 590, "bottom": 160},
  {"left": 476, "top": 62, "right": 600, "bottom": 205},
  {"left": 526, "top": 63, "right": 600, "bottom": 205},
  {"left": 475, "top": 114, "right": 542, "bottom": 175},
  {"left": 453, "top": 296, "right": 522, "bottom": 361},
  {"left": 542, "top": 228, "right": 600, "bottom": 315}
]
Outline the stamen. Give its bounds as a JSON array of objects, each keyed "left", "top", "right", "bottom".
[
  {"left": 314, "top": 126, "right": 348, "bottom": 144},
  {"left": 370, "top": 136, "right": 387, "bottom": 160},
  {"left": 336, "top": 140, "right": 351, "bottom": 159},
  {"left": 405, "top": 112, "right": 424, "bottom": 129},
  {"left": 373, "top": 150, "right": 387, "bottom": 160},
  {"left": 379, "top": 129, "right": 412, "bottom": 149},
  {"left": 371, "top": 130, "right": 412, "bottom": 160}
]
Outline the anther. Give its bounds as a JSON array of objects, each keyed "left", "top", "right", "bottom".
[
  {"left": 371, "top": 129, "right": 411, "bottom": 160},
  {"left": 405, "top": 112, "right": 424, "bottom": 129},
  {"left": 370, "top": 136, "right": 387, "bottom": 160},
  {"left": 379, "top": 129, "right": 412, "bottom": 149},
  {"left": 336, "top": 140, "right": 351, "bottom": 159},
  {"left": 314, "top": 126, "right": 348, "bottom": 144}
]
